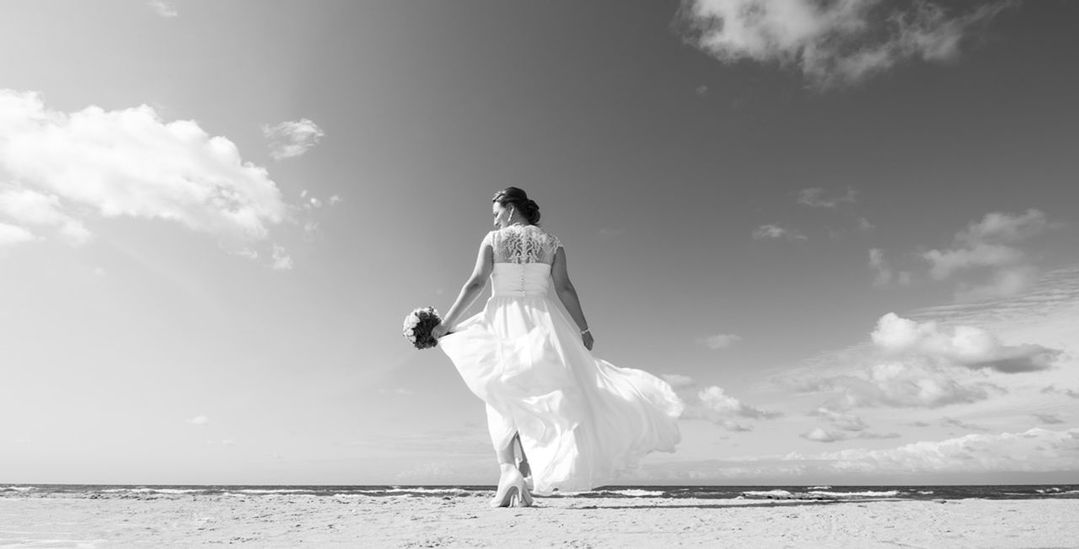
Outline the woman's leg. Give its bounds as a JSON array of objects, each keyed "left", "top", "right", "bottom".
[{"left": 512, "top": 432, "right": 531, "bottom": 477}]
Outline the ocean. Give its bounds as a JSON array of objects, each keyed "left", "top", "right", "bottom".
[{"left": 3, "top": 484, "right": 1078, "bottom": 501}]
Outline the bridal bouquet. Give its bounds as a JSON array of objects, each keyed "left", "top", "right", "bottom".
[{"left": 402, "top": 306, "right": 443, "bottom": 349}]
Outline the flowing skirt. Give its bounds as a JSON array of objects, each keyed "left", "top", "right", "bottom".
[{"left": 438, "top": 291, "right": 684, "bottom": 494}]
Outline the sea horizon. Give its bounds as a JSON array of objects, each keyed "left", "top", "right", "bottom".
[{"left": 4, "top": 483, "right": 1078, "bottom": 502}]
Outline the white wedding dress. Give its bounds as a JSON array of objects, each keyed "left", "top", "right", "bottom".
[{"left": 438, "top": 224, "right": 684, "bottom": 495}]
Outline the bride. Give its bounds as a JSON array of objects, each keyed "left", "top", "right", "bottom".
[{"left": 430, "top": 187, "right": 684, "bottom": 507}]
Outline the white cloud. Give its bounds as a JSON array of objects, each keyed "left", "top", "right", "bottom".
[
  {"left": 636, "top": 427, "right": 1079, "bottom": 482},
  {"left": 810, "top": 406, "right": 868, "bottom": 432},
  {"left": 872, "top": 312, "right": 1061, "bottom": 374},
  {"left": 0, "top": 89, "right": 288, "bottom": 249},
  {"left": 329, "top": 195, "right": 342, "bottom": 206},
  {"left": 800, "top": 426, "right": 899, "bottom": 443},
  {"left": 923, "top": 209, "right": 1050, "bottom": 301},
  {"left": 869, "top": 248, "right": 910, "bottom": 287},
  {"left": 0, "top": 222, "right": 35, "bottom": 247},
  {"left": 661, "top": 374, "right": 697, "bottom": 389},
  {"left": 698, "top": 385, "right": 781, "bottom": 421},
  {"left": 271, "top": 244, "right": 293, "bottom": 271},
  {"left": 939, "top": 416, "right": 990, "bottom": 432},
  {"left": 804, "top": 427, "right": 1079, "bottom": 474},
  {"left": 678, "top": 0, "right": 1015, "bottom": 88},
  {"left": 147, "top": 0, "right": 178, "bottom": 18},
  {"left": 0, "top": 186, "right": 92, "bottom": 245},
  {"left": 666, "top": 375, "right": 779, "bottom": 430},
  {"left": 752, "top": 223, "right": 806, "bottom": 241},
  {"left": 797, "top": 187, "right": 856, "bottom": 208},
  {"left": 263, "top": 118, "right": 324, "bottom": 160},
  {"left": 701, "top": 333, "right": 742, "bottom": 349},
  {"left": 1034, "top": 413, "right": 1065, "bottom": 425},
  {"left": 186, "top": 415, "right": 209, "bottom": 426},
  {"left": 1042, "top": 385, "right": 1079, "bottom": 399}
]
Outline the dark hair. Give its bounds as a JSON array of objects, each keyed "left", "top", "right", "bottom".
[{"left": 492, "top": 186, "right": 541, "bottom": 226}]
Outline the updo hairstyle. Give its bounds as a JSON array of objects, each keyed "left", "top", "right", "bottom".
[{"left": 492, "top": 186, "right": 541, "bottom": 226}]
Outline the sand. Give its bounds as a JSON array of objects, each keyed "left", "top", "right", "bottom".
[{"left": 2, "top": 492, "right": 1078, "bottom": 548}]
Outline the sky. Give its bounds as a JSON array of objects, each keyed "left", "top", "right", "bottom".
[{"left": 1, "top": 0, "right": 1077, "bottom": 486}]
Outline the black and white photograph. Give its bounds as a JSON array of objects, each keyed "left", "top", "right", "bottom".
[{"left": 2, "top": 1, "right": 1077, "bottom": 547}]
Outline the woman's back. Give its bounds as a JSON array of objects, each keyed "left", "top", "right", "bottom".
[{"left": 488, "top": 224, "right": 562, "bottom": 265}]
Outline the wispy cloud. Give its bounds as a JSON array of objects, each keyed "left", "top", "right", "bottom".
[
  {"left": 271, "top": 244, "right": 294, "bottom": 271},
  {"left": 797, "top": 187, "right": 856, "bottom": 208},
  {"left": 923, "top": 209, "right": 1052, "bottom": 301},
  {"left": 0, "top": 222, "right": 35, "bottom": 248},
  {"left": 801, "top": 406, "right": 900, "bottom": 442},
  {"left": 869, "top": 248, "right": 911, "bottom": 288},
  {"left": 1042, "top": 384, "right": 1079, "bottom": 400},
  {"left": 1033, "top": 413, "right": 1065, "bottom": 425},
  {"left": 801, "top": 427, "right": 1079, "bottom": 475},
  {"left": 939, "top": 416, "right": 991, "bottom": 432},
  {"left": 800, "top": 427, "right": 900, "bottom": 443},
  {"left": 147, "top": 0, "right": 178, "bottom": 18},
  {"left": 677, "top": 0, "right": 1016, "bottom": 89},
  {"left": 263, "top": 118, "right": 325, "bottom": 160},
  {"left": 700, "top": 332, "right": 742, "bottom": 349},
  {"left": 0, "top": 89, "right": 288, "bottom": 253},
  {"left": 752, "top": 223, "right": 806, "bottom": 241},
  {"left": 186, "top": 415, "right": 209, "bottom": 426}
]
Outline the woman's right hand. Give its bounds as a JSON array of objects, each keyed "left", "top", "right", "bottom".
[{"left": 582, "top": 331, "right": 594, "bottom": 351}]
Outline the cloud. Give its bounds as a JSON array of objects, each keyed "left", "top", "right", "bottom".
[
  {"left": 800, "top": 426, "right": 899, "bottom": 443},
  {"left": 869, "top": 248, "right": 911, "bottom": 288},
  {"left": 0, "top": 222, "right": 35, "bottom": 247},
  {"left": 1033, "top": 413, "right": 1065, "bottom": 425},
  {"left": 752, "top": 223, "right": 806, "bottom": 241},
  {"left": 923, "top": 209, "right": 1051, "bottom": 301},
  {"left": 802, "top": 360, "right": 999, "bottom": 409},
  {"left": 0, "top": 89, "right": 288, "bottom": 250},
  {"left": 939, "top": 416, "right": 990, "bottom": 432},
  {"left": 271, "top": 244, "right": 294, "bottom": 271},
  {"left": 872, "top": 312, "right": 1062, "bottom": 373},
  {"left": 700, "top": 333, "right": 742, "bottom": 349},
  {"left": 263, "top": 119, "right": 324, "bottom": 160},
  {"left": 147, "top": 0, "right": 178, "bottom": 18},
  {"left": 699, "top": 385, "right": 781, "bottom": 420},
  {"left": 797, "top": 187, "right": 856, "bottom": 208},
  {"left": 636, "top": 427, "right": 1079, "bottom": 482},
  {"left": 186, "top": 415, "right": 209, "bottom": 426},
  {"left": 695, "top": 85, "right": 710, "bottom": 96},
  {"left": 661, "top": 374, "right": 697, "bottom": 389},
  {"left": 1042, "top": 385, "right": 1079, "bottom": 399},
  {"left": 677, "top": 0, "right": 1015, "bottom": 89},
  {"left": 804, "top": 427, "right": 1079, "bottom": 475},
  {"left": 810, "top": 406, "right": 868, "bottom": 432},
  {"left": 666, "top": 375, "right": 779, "bottom": 430},
  {"left": 329, "top": 195, "right": 342, "bottom": 206},
  {"left": 0, "top": 186, "right": 92, "bottom": 245}
]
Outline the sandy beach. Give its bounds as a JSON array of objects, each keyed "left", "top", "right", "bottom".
[{"left": 2, "top": 491, "right": 1078, "bottom": 548}]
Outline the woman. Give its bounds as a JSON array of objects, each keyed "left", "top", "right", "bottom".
[{"left": 431, "top": 187, "right": 683, "bottom": 507}]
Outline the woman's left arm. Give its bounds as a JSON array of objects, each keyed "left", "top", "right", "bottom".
[{"left": 434, "top": 234, "right": 494, "bottom": 337}]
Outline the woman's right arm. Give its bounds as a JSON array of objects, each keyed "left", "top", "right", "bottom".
[{"left": 550, "top": 247, "right": 594, "bottom": 350}]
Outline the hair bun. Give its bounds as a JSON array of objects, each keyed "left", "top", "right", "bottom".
[{"left": 492, "top": 186, "right": 542, "bottom": 226}]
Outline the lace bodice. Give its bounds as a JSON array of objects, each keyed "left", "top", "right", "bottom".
[{"left": 483, "top": 224, "right": 562, "bottom": 265}]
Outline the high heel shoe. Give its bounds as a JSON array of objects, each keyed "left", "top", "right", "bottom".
[{"left": 490, "top": 467, "right": 534, "bottom": 508}]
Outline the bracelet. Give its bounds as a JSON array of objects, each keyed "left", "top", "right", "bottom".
[{"left": 580, "top": 328, "right": 590, "bottom": 335}]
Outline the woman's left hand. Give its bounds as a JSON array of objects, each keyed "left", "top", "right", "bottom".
[{"left": 431, "top": 324, "right": 451, "bottom": 339}]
